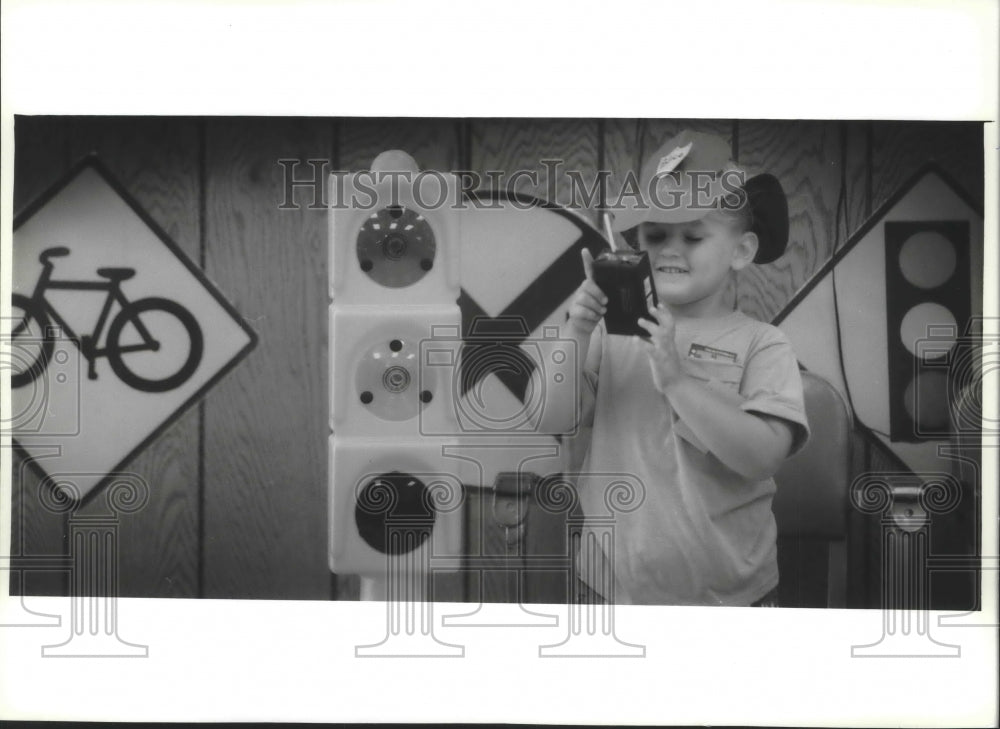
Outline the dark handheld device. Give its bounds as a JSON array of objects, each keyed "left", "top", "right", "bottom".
[
  {"left": 592, "top": 250, "right": 658, "bottom": 337},
  {"left": 591, "top": 213, "right": 658, "bottom": 337}
]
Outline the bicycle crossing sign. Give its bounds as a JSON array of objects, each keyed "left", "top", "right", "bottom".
[{"left": 6, "top": 157, "right": 257, "bottom": 499}]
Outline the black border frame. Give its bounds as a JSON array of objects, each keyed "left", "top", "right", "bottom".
[{"left": 10, "top": 154, "right": 259, "bottom": 507}]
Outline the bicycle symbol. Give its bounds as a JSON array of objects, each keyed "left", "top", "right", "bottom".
[{"left": 10, "top": 246, "right": 204, "bottom": 393}]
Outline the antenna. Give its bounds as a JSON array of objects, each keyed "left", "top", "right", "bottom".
[{"left": 602, "top": 211, "right": 620, "bottom": 252}]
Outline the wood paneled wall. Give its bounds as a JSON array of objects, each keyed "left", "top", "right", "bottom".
[{"left": 8, "top": 117, "right": 984, "bottom": 604}]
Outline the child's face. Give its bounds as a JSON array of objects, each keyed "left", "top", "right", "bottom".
[{"left": 637, "top": 213, "right": 756, "bottom": 318}]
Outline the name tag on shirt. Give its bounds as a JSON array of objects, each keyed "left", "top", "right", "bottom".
[
  {"left": 677, "top": 345, "right": 744, "bottom": 453},
  {"left": 688, "top": 343, "right": 738, "bottom": 363}
]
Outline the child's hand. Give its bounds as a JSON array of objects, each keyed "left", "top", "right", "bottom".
[
  {"left": 637, "top": 304, "right": 684, "bottom": 392},
  {"left": 566, "top": 249, "right": 608, "bottom": 336}
]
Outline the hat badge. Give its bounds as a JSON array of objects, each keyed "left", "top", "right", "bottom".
[{"left": 655, "top": 142, "right": 693, "bottom": 176}]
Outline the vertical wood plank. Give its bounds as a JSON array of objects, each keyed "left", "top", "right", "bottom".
[
  {"left": 460, "top": 490, "right": 509, "bottom": 603},
  {"left": 67, "top": 117, "right": 202, "bottom": 598},
  {"left": 847, "top": 431, "right": 871, "bottom": 608},
  {"left": 845, "top": 127, "right": 872, "bottom": 603},
  {"left": 13, "top": 116, "right": 74, "bottom": 213},
  {"left": 203, "top": 118, "right": 333, "bottom": 599},
  {"left": 469, "top": 118, "right": 601, "bottom": 224},
  {"left": 871, "top": 121, "right": 984, "bottom": 213},
  {"left": 339, "top": 118, "right": 461, "bottom": 172},
  {"left": 9, "top": 116, "right": 74, "bottom": 596},
  {"left": 734, "top": 121, "right": 843, "bottom": 323},
  {"left": 860, "top": 440, "right": 901, "bottom": 608},
  {"left": 7, "top": 454, "right": 69, "bottom": 597},
  {"left": 601, "top": 117, "right": 645, "bottom": 206},
  {"left": 462, "top": 489, "right": 483, "bottom": 603},
  {"left": 844, "top": 121, "right": 871, "bottom": 238},
  {"left": 523, "top": 485, "right": 569, "bottom": 604}
]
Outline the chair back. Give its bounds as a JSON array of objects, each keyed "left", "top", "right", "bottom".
[
  {"left": 772, "top": 369, "right": 853, "bottom": 607},
  {"left": 773, "top": 369, "right": 853, "bottom": 537}
]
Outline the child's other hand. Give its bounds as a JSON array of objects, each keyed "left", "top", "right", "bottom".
[
  {"left": 566, "top": 249, "right": 607, "bottom": 336},
  {"left": 638, "top": 304, "right": 683, "bottom": 392}
]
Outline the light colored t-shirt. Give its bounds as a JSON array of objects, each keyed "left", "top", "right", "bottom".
[{"left": 575, "top": 309, "right": 810, "bottom": 606}]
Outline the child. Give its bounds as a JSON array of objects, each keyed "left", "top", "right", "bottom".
[{"left": 563, "top": 130, "right": 810, "bottom": 606}]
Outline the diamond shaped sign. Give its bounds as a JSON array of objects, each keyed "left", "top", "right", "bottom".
[{"left": 5, "top": 157, "right": 257, "bottom": 499}]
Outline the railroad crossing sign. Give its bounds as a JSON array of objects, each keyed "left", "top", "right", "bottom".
[
  {"left": 6, "top": 157, "right": 257, "bottom": 499},
  {"left": 458, "top": 192, "right": 605, "bottom": 412},
  {"left": 455, "top": 193, "right": 607, "bottom": 481}
]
